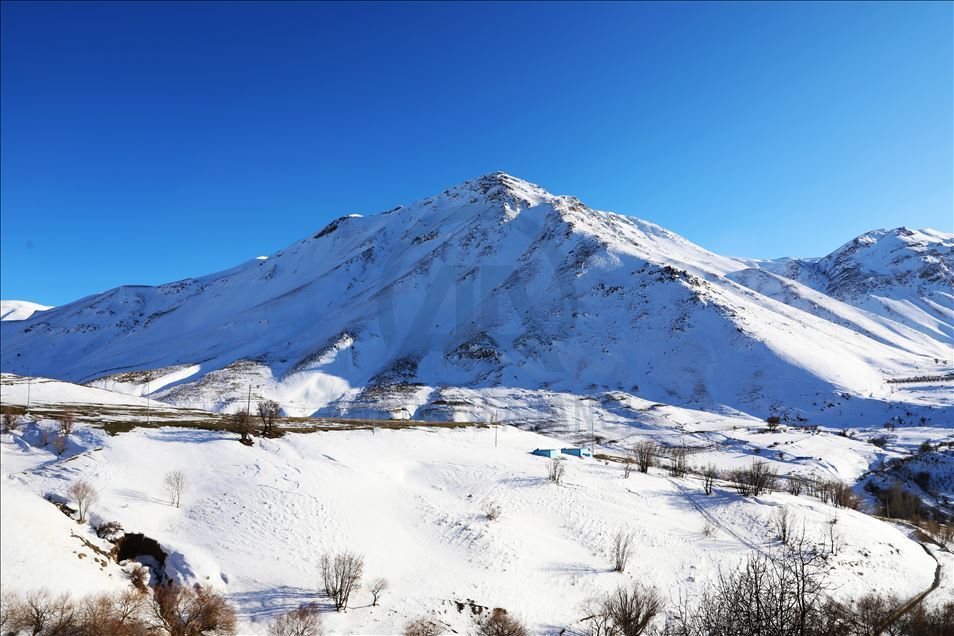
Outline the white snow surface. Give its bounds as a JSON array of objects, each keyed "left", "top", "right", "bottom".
[
  {"left": 0, "top": 300, "right": 51, "bottom": 321},
  {"left": 1, "top": 419, "right": 947, "bottom": 634}
]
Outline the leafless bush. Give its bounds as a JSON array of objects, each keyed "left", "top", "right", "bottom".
[
  {"left": 702, "top": 464, "right": 717, "bottom": 495},
  {"left": 320, "top": 552, "right": 363, "bottom": 611},
  {"left": 633, "top": 441, "right": 656, "bottom": 473},
  {"left": 786, "top": 478, "right": 803, "bottom": 497},
  {"left": 150, "top": 582, "right": 237, "bottom": 635},
  {"left": 9, "top": 589, "right": 78, "bottom": 635},
  {"left": 257, "top": 400, "right": 282, "bottom": 436},
  {"left": 701, "top": 520, "right": 717, "bottom": 538},
  {"left": 164, "top": 470, "right": 188, "bottom": 508},
  {"left": 97, "top": 520, "right": 125, "bottom": 541},
  {"left": 922, "top": 519, "right": 954, "bottom": 547},
  {"left": 1, "top": 588, "right": 17, "bottom": 631},
  {"left": 773, "top": 506, "right": 792, "bottom": 545},
  {"left": 404, "top": 616, "right": 442, "bottom": 636},
  {"left": 585, "top": 584, "right": 662, "bottom": 636},
  {"left": 68, "top": 479, "right": 98, "bottom": 523},
  {"left": 611, "top": 530, "right": 633, "bottom": 573},
  {"left": 729, "top": 461, "right": 777, "bottom": 497},
  {"left": 826, "top": 516, "right": 841, "bottom": 556},
  {"left": 830, "top": 481, "right": 862, "bottom": 510},
  {"left": 53, "top": 434, "right": 67, "bottom": 457},
  {"left": 38, "top": 425, "right": 52, "bottom": 447},
  {"left": 59, "top": 409, "right": 75, "bottom": 436},
  {"left": 668, "top": 448, "right": 687, "bottom": 477},
  {"left": 2, "top": 406, "right": 22, "bottom": 433},
  {"left": 622, "top": 458, "right": 633, "bottom": 479},
  {"left": 268, "top": 603, "right": 323, "bottom": 636},
  {"left": 129, "top": 565, "right": 151, "bottom": 593},
  {"left": 484, "top": 501, "right": 502, "bottom": 521},
  {"left": 80, "top": 589, "right": 151, "bottom": 635},
  {"left": 231, "top": 409, "right": 254, "bottom": 444},
  {"left": 368, "top": 578, "right": 388, "bottom": 606},
  {"left": 476, "top": 607, "right": 528, "bottom": 636},
  {"left": 548, "top": 457, "right": 565, "bottom": 484}
]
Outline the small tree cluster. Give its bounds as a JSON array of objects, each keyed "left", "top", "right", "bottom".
[
  {"left": 319, "top": 552, "right": 363, "bottom": 612},
  {"left": 59, "top": 409, "right": 76, "bottom": 437},
  {"left": 667, "top": 448, "right": 687, "bottom": 478},
  {"left": 773, "top": 506, "right": 792, "bottom": 545},
  {"left": 728, "top": 461, "right": 777, "bottom": 497},
  {"left": 163, "top": 471, "right": 188, "bottom": 508},
  {"left": 1, "top": 584, "right": 236, "bottom": 636},
  {"left": 404, "top": 616, "right": 442, "bottom": 636},
  {"left": 2, "top": 406, "right": 22, "bottom": 433},
  {"left": 633, "top": 441, "right": 656, "bottom": 474},
  {"left": 257, "top": 400, "right": 282, "bottom": 437},
  {"left": 702, "top": 464, "right": 717, "bottom": 496}
]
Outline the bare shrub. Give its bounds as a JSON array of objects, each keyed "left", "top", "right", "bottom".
[
  {"left": 701, "top": 520, "right": 717, "bottom": 538},
  {"left": 150, "top": 582, "right": 237, "bottom": 635},
  {"left": 53, "top": 434, "right": 68, "bottom": 457},
  {"left": 611, "top": 530, "right": 633, "bottom": 573},
  {"left": 368, "top": 578, "right": 388, "bottom": 606},
  {"left": 484, "top": 501, "right": 502, "bottom": 521},
  {"left": 80, "top": 589, "right": 151, "bottom": 635},
  {"left": 257, "top": 399, "right": 282, "bottom": 437},
  {"left": 38, "top": 426, "right": 52, "bottom": 447},
  {"left": 773, "top": 506, "right": 792, "bottom": 545},
  {"left": 587, "top": 584, "right": 662, "bottom": 636},
  {"left": 68, "top": 480, "right": 98, "bottom": 523},
  {"left": 748, "top": 461, "right": 776, "bottom": 496},
  {"left": 622, "top": 458, "right": 633, "bottom": 479},
  {"left": 10, "top": 589, "right": 78, "bottom": 635},
  {"left": 164, "top": 471, "right": 188, "bottom": 508},
  {"left": 765, "top": 416, "right": 781, "bottom": 431},
  {"left": 404, "top": 616, "right": 442, "bottom": 636},
  {"left": 826, "top": 516, "right": 841, "bottom": 556},
  {"left": 633, "top": 441, "right": 656, "bottom": 473},
  {"left": 668, "top": 448, "right": 687, "bottom": 477},
  {"left": 548, "top": 457, "right": 565, "bottom": 484},
  {"left": 830, "top": 481, "right": 861, "bottom": 510},
  {"left": 2, "top": 406, "right": 22, "bottom": 433},
  {"left": 320, "top": 552, "right": 363, "bottom": 612},
  {"left": 476, "top": 608, "right": 528, "bottom": 636},
  {"left": 268, "top": 603, "right": 323, "bottom": 636},
  {"left": 786, "top": 477, "right": 803, "bottom": 497},
  {"left": 59, "top": 409, "right": 75, "bottom": 436},
  {"left": 702, "top": 464, "right": 717, "bottom": 496},
  {"left": 97, "top": 520, "right": 125, "bottom": 541},
  {"left": 1, "top": 588, "right": 17, "bottom": 631},
  {"left": 129, "top": 565, "right": 151, "bottom": 593},
  {"left": 231, "top": 409, "right": 254, "bottom": 445}
]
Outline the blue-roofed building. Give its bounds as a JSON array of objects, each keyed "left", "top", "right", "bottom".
[
  {"left": 561, "top": 447, "right": 592, "bottom": 458},
  {"left": 531, "top": 448, "right": 560, "bottom": 458}
]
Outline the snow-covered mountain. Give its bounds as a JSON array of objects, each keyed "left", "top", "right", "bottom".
[
  {"left": 1, "top": 173, "right": 951, "bottom": 426},
  {"left": 0, "top": 300, "right": 51, "bottom": 321}
]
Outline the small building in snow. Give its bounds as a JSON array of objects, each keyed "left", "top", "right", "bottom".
[
  {"left": 531, "top": 448, "right": 561, "bottom": 458},
  {"left": 561, "top": 447, "right": 592, "bottom": 458}
]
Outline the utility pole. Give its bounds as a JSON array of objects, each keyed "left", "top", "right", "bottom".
[
  {"left": 246, "top": 383, "right": 252, "bottom": 414},
  {"left": 25, "top": 373, "right": 32, "bottom": 417},
  {"left": 146, "top": 380, "right": 151, "bottom": 425}
]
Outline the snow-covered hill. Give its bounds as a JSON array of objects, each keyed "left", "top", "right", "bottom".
[
  {"left": 1, "top": 173, "right": 951, "bottom": 428},
  {"left": 0, "top": 300, "right": 51, "bottom": 321}
]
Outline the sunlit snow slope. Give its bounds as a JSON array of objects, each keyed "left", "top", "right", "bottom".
[{"left": 1, "top": 174, "right": 951, "bottom": 425}]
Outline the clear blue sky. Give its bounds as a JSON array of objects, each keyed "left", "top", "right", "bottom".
[{"left": 2, "top": 1, "right": 951, "bottom": 306}]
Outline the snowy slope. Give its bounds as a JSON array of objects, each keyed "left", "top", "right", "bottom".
[
  {"left": 1, "top": 421, "right": 943, "bottom": 634},
  {"left": 0, "top": 300, "right": 51, "bottom": 321},
  {"left": 1, "top": 174, "right": 951, "bottom": 428}
]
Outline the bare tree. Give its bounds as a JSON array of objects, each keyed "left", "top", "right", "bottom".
[
  {"left": 38, "top": 426, "right": 52, "bottom": 447},
  {"left": 11, "top": 589, "right": 78, "bottom": 636},
  {"left": 68, "top": 480, "right": 98, "bottom": 523},
  {"left": 163, "top": 471, "right": 188, "bottom": 508},
  {"left": 702, "top": 464, "right": 717, "bottom": 496},
  {"left": 786, "top": 477, "right": 803, "bottom": 497},
  {"left": 476, "top": 608, "right": 528, "bottom": 636},
  {"left": 622, "top": 458, "right": 633, "bottom": 479},
  {"left": 232, "top": 409, "right": 254, "bottom": 445},
  {"left": 53, "top": 434, "right": 67, "bottom": 457},
  {"left": 612, "top": 530, "right": 633, "bottom": 573},
  {"left": 2, "top": 406, "right": 22, "bottom": 433},
  {"left": 588, "top": 584, "right": 662, "bottom": 636},
  {"left": 633, "top": 441, "right": 656, "bottom": 473},
  {"left": 484, "top": 501, "right": 502, "bottom": 521},
  {"left": 827, "top": 516, "right": 841, "bottom": 556},
  {"left": 773, "top": 506, "right": 792, "bottom": 545},
  {"left": 150, "top": 582, "right": 237, "bottom": 636},
  {"left": 59, "top": 409, "right": 75, "bottom": 436},
  {"left": 257, "top": 400, "right": 282, "bottom": 437},
  {"left": 268, "top": 603, "right": 323, "bottom": 636},
  {"left": 404, "top": 616, "right": 442, "bottom": 636},
  {"left": 320, "top": 552, "right": 363, "bottom": 612},
  {"left": 668, "top": 448, "right": 688, "bottom": 477},
  {"left": 548, "top": 457, "right": 565, "bottom": 484},
  {"left": 368, "top": 578, "right": 389, "bottom": 607},
  {"left": 748, "top": 461, "right": 777, "bottom": 496}
]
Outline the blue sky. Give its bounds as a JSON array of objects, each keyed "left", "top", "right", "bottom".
[{"left": 2, "top": 1, "right": 951, "bottom": 306}]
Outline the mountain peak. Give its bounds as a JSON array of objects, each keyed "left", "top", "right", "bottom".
[{"left": 438, "top": 172, "right": 554, "bottom": 211}]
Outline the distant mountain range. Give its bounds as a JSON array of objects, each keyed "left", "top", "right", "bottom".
[{"left": 2, "top": 173, "right": 951, "bottom": 427}]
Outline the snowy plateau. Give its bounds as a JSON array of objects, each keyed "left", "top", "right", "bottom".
[{"left": 0, "top": 172, "right": 952, "bottom": 635}]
